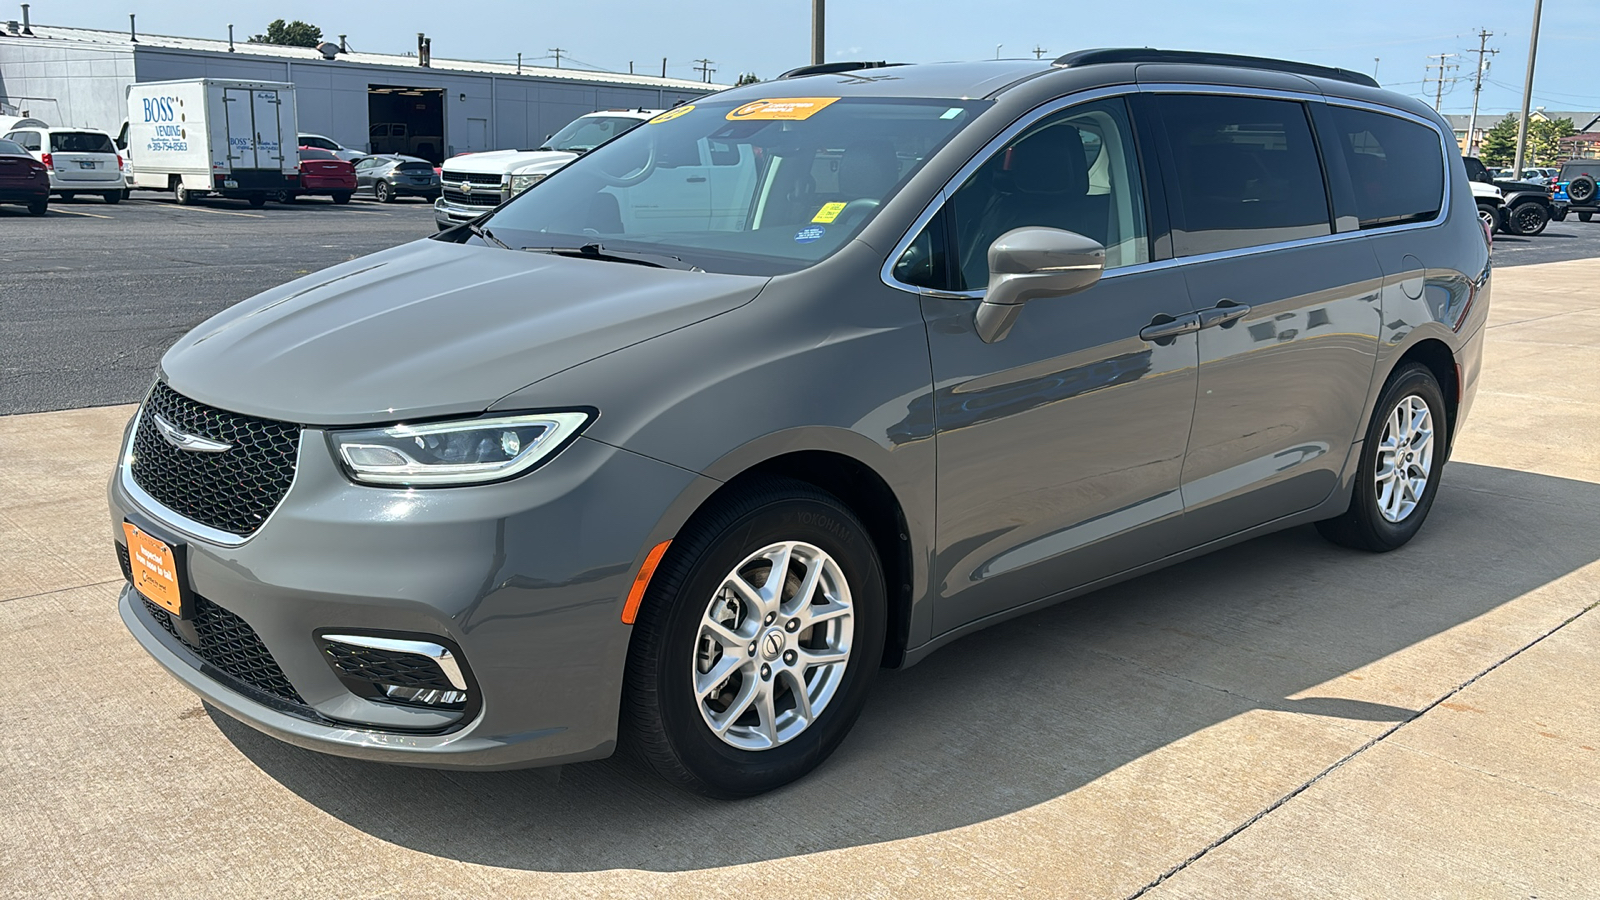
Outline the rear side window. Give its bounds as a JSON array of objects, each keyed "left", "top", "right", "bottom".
[
  {"left": 8, "top": 131, "right": 41, "bottom": 151},
  {"left": 50, "top": 131, "right": 114, "bottom": 153},
  {"left": 1152, "top": 95, "right": 1332, "bottom": 256},
  {"left": 1327, "top": 106, "right": 1444, "bottom": 229}
]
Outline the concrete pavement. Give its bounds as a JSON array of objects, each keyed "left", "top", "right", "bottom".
[{"left": 1, "top": 258, "right": 1597, "bottom": 898}]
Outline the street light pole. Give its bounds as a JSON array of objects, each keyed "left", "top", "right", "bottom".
[
  {"left": 1512, "top": 0, "right": 1544, "bottom": 175},
  {"left": 811, "top": 0, "right": 824, "bottom": 65}
]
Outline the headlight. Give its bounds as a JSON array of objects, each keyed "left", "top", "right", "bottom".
[
  {"left": 509, "top": 173, "right": 546, "bottom": 195},
  {"left": 329, "top": 412, "right": 592, "bottom": 486}
]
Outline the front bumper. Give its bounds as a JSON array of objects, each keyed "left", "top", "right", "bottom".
[
  {"left": 110, "top": 412, "right": 710, "bottom": 769},
  {"left": 434, "top": 196, "right": 500, "bottom": 228}
]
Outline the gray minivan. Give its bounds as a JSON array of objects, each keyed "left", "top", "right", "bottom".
[{"left": 110, "top": 50, "right": 1490, "bottom": 797}]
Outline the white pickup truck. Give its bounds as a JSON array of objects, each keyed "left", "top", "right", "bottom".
[{"left": 434, "top": 109, "right": 659, "bottom": 230}]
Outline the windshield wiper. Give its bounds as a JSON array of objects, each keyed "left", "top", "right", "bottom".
[
  {"left": 521, "top": 243, "right": 703, "bottom": 272},
  {"left": 468, "top": 221, "right": 511, "bottom": 250}
]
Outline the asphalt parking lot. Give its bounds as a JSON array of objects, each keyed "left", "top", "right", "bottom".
[
  {"left": 2, "top": 193, "right": 1599, "bottom": 416},
  {"left": 1, "top": 235, "right": 1598, "bottom": 895}
]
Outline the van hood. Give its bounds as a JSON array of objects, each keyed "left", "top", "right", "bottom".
[{"left": 159, "top": 239, "right": 767, "bottom": 425}]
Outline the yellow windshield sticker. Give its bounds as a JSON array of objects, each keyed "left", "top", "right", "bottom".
[
  {"left": 812, "top": 202, "right": 848, "bottom": 223},
  {"left": 649, "top": 105, "right": 695, "bottom": 124},
  {"left": 726, "top": 97, "right": 840, "bottom": 121}
]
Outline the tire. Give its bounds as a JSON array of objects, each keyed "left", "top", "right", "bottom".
[
  {"left": 623, "top": 477, "right": 887, "bottom": 798},
  {"left": 1568, "top": 176, "right": 1597, "bottom": 204},
  {"left": 26, "top": 198, "right": 46, "bottom": 216},
  {"left": 174, "top": 181, "right": 197, "bottom": 205},
  {"left": 332, "top": 192, "right": 352, "bottom": 205},
  {"left": 1509, "top": 201, "right": 1549, "bottom": 236},
  {"left": 1581, "top": 212, "right": 1594, "bottom": 223},
  {"left": 102, "top": 191, "right": 121, "bottom": 204},
  {"left": 121, "top": 188, "right": 131, "bottom": 201},
  {"left": 275, "top": 190, "right": 296, "bottom": 203},
  {"left": 374, "top": 182, "right": 392, "bottom": 203},
  {"left": 1476, "top": 203, "right": 1497, "bottom": 232},
  {"left": 248, "top": 194, "right": 267, "bottom": 208},
  {"left": 1316, "top": 363, "right": 1448, "bottom": 552},
  {"left": 59, "top": 192, "right": 76, "bottom": 202}
]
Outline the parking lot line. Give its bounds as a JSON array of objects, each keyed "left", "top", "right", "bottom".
[
  {"left": 160, "top": 205, "right": 265, "bottom": 219},
  {"left": 49, "top": 208, "right": 115, "bottom": 219}
]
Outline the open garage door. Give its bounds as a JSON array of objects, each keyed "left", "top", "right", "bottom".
[{"left": 367, "top": 86, "right": 445, "bottom": 163}]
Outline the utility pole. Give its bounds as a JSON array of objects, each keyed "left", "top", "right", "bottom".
[
  {"left": 516, "top": 52, "right": 522, "bottom": 75},
  {"left": 694, "top": 58, "right": 716, "bottom": 83},
  {"left": 811, "top": 0, "right": 825, "bottom": 65},
  {"left": 1032, "top": 45, "right": 1048, "bottom": 60},
  {"left": 548, "top": 47, "right": 565, "bottom": 69},
  {"left": 1464, "top": 29, "right": 1498, "bottom": 156},
  {"left": 1424, "top": 53, "right": 1459, "bottom": 111},
  {"left": 1513, "top": 0, "right": 1544, "bottom": 175},
  {"left": 1373, "top": 58, "right": 1380, "bottom": 80}
]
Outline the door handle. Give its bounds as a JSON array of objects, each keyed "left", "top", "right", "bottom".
[
  {"left": 686, "top": 176, "right": 707, "bottom": 183},
  {"left": 1139, "top": 312, "right": 1201, "bottom": 344},
  {"left": 1198, "top": 300, "right": 1251, "bottom": 330}
]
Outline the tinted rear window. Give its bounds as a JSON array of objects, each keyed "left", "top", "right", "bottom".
[
  {"left": 0, "top": 139, "right": 26, "bottom": 156},
  {"left": 397, "top": 161, "right": 434, "bottom": 172},
  {"left": 1328, "top": 106, "right": 1444, "bottom": 229},
  {"left": 299, "top": 147, "right": 337, "bottom": 160},
  {"left": 1152, "top": 94, "right": 1332, "bottom": 256},
  {"left": 50, "top": 132, "right": 114, "bottom": 153}
]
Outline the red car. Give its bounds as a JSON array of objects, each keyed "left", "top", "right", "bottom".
[
  {"left": 278, "top": 147, "right": 356, "bottom": 204},
  {"left": 0, "top": 137, "right": 49, "bottom": 215}
]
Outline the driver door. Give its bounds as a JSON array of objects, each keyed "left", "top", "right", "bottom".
[{"left": 903, "top": 96, "right": 1202, "bottom": 635}]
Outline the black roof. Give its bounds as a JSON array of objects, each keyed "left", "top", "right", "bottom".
[{"left": 1054, "top": 48, "right": 1380, "bottom": 88}]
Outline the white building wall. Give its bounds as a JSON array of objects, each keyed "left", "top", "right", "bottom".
[{"left": 0, "top": 39, "right": 135, "bottom": 130}]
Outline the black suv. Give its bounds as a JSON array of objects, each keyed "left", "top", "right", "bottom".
[
  {"left": 1553, "top": 160, "right": 1598, "bottom": 223},
  {"left": 1464, "top": 156, "right": 1561, "bottom": 235}
]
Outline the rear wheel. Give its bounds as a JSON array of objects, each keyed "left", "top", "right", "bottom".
[
  {"left": 248, "top": 194, "right": 267, "bottom": 208},
  {"left": 1316, "top": 363, "right": 1447, "bottom": 552},
  {"left": 102, "top": 191, "right": 121, "bottom": 204},
  {"left": 27, "top": 198, "right": 46, "bottom": 216},
  {"left": 624, "top": 477, "right": 886, "bottom": 798},
  {"left": 1510, "top": 201, "right": 1549, "bottom": 235},
  {"left": 1581, "top": 212, "right": 1594, "bottom": 223},
  {"left": 174, "top": 181, "right": 198, "bottom": 205},
  {"left": 332, "top": 191, "right": 352, "bottom": 205},
  {"left": 374, "top": 182, "right": 393, "bottom": 203},
  {"left": 59, "top": 192, "right": 76, "bottom": 202},
  {"left": 275, "top": 190, "right": 296, "bottom": 203}
]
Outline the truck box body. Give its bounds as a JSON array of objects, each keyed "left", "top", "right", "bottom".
[{"left": 125, "top": 79, "right": 298, "bottom": 198}]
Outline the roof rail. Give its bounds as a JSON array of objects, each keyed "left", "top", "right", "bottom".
[
  {"left": 1053, "top": 48, "right": 1380, "bottom": 89},
  {"left": 778, "top": 61, "right": 907, "bottom": 79}
]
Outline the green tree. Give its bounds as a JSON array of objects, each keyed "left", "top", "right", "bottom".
[
  {"left": 1529, "top": 117, "right": 1577, "bottom": 166},
  {"left": 1477, "top": 115, "right": 1519, "bottom": 166},
  {"left": 735, "top": 73, "right": 761, "bottom": 86},
  {"left": 247, "top": 19, "right": 323, "bottom": 48}
]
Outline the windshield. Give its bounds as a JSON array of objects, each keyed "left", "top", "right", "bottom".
[
  {"left": 484, "top": 97, "right": 987, "bottom": 275},
  {"left": 544, "top": 115, "right": 648, "bottom": 153},
  {"left": 50, "top": 131, "right": 114, "bottom": 153}
]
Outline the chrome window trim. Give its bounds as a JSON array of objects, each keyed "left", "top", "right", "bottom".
[
  {"left": 118, "top": 407, "right": 304, "bottom": 548},
  {"left": 879, "top": 82, "right": 1452, "bottom": 297}
]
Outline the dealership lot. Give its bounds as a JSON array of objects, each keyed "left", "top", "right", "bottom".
[{"left": 2, "top": 239, "right": 1598, "bottom": 895}]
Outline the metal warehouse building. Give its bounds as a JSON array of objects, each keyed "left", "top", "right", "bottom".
[{"left": 0, "top": 22, "right": 721, "bottom": 162}]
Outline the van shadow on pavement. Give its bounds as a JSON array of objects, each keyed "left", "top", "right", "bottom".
[{"left": 212, "top": 461, "right": 1598, "bottom": 872}]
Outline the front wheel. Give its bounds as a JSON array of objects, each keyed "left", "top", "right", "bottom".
[
  {"left": 374, "top": 182, "right": 392, "bottom": 203},
  {"left": 1476, "top": 203, "right": 1498, "bottom": 232},
  {"left": 623, "top": 477, "right": 886, "bottom": 798},
  {"left": 1316, "top": 363, "right": 1447, "bottom": 552},
  {"left": 1509, "top": 201, "right": 1549, "bottom": 236},
  {"left": 102, "top": 191, "right": 122, "bottom": 204}
]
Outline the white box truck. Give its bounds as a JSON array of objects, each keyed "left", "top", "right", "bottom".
[{"left": 119, "top": 79, "right": 298, "bottom": 207}]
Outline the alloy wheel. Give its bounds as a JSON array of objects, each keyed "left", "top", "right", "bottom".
[
  {"left": 1374, "top": 394, "right": 1435, "bottom": 523},
  {"left": 692, "top": 541, "right": 854, "bottom": 751}
]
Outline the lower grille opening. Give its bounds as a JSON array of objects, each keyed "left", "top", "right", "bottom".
[
  {"left": 320, "top": 638, "right": 470, "bottom": 711},
  {"left": 140, "top": 594, "right": 305, "bottom": 705}
]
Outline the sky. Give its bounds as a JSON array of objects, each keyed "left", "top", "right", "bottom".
[{"left": 24, "top": 0, "right": 1600, "bottom": 121}]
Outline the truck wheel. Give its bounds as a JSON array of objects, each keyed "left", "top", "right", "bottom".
[
  {"left": 27, "top": 198, "right": 47, "bottom": 216},
  {"left": 102, "top": 191, "right": 122, "bottom": 204},
  {"left": 332, "top": 192, "right": 352, "bottom": 205},
  {"left": 174, "top": 181, "right": 198, "bottom": 205},
  {"left": 1581, "top": 212, "right": 1594, "bottom": 223},
  {"left": 1568, "top": 176, "right": 1597, "bottom": 204},
  {"left": 248, "top": 194, "right": 267, "bottom": 209},
  {"left": 374, "top": 182, "right": 392, "bottom": 203},
  {"left": 1510, "top": 202, "right": 1549, "bottom": 236}
]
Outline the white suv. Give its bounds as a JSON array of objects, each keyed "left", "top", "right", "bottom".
[
  {"left": 0, "top": 125, "right": 124, "bottom": 203},
  {"left": 434, "top": 109, "right": 660, "bottom": 230}
]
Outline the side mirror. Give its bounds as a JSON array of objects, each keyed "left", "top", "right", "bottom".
[{"left": 974, "top": 227, "right": 1106, "bottom": 343}]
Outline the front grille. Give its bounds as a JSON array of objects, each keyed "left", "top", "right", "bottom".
[
  {"left": 442, "top": 170, "right": 503, "bottom": 186},
  {"left": 441, "top": 187, "right": 503, "bottom": 208},
  {"left": 129, "top": 383, "right": 300, "bottom": 537},
  {"left": 141, "top": 595, "right": 305, "bottom": 705}
]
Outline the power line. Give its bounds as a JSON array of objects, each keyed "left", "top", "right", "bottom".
[
  {"left": 1424, "top": 53, "right": 1460, "bottom": 111},
  {"left": 693, "top": 58, "right": 716, "bottom": 82}
]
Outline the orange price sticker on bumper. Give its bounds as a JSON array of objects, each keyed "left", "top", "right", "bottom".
[
  {"left": 123, "top": 522, "right": 182, "bottom": 615},
  {"left": 726, "top": 97, "right": 840, "bottom": 121}
]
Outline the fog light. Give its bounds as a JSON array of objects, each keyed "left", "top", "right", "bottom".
[{"left": 383, "top": 684, "right": 468, "bottom": 706}]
